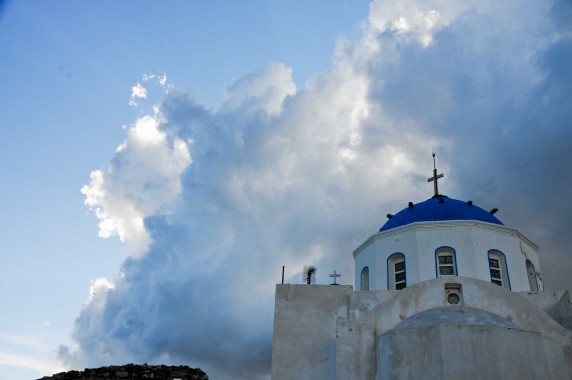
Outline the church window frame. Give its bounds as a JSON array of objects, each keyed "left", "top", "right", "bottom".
[
  {"left": 360, "top": 266, "right": 369, "bottom": 291},
  {"left": 487, "top": 250, "right": 511, "bottom": 289},
  {"left": 435, "top": 247, "right": 458, "bottom": 277},
  {"left": 387, "top": 253, "right": 406, "bottom": 290},
  {"left": 526, "top": 260, "right": 539, "bottom": 292}
]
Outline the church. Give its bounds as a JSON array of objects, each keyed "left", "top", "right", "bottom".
[{"left": 270, "top": 157, "right": 572, "bottom": 379}]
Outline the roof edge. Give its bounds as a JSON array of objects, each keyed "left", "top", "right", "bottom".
[{"left": 353, "top": 220, "right": 539, "bottom": 258}]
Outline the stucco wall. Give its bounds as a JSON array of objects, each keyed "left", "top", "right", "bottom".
[
  {"left": 519, "top": 290, "right": 572, "bottom": 329},
  {"left": 335, "top": 318, "right": 376, "bottom": 379},
  {"left": 271, "top": 278, "right": 572, "bottom": 379},
  {"left": 378, "top": 325, "right": 570, "bottom": 380},
  {"left": 369, "top": 277, "right": 571, "bottom": 346},
  {"left": 354, "top": 221, "right": 542, "bottom": 292},
  {"left": 271, "top": 284, "right": 352, "bottom": 380}
]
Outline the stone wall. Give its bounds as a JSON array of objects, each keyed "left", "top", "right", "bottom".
[{"left": 38, "top": 364, "right": 208, "bottom": 380}]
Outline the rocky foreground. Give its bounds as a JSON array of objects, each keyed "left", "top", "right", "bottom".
[{"left": 38, "top": 363, "right": 208, "bottom": 380}]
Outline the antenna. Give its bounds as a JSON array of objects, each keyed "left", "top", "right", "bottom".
[{"left": 303, "top": 265, "right": 317, "bottom": 285}]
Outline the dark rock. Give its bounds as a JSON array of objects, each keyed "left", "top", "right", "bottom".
[{"left": 38, "top": 364, "right": 208, "bottom": 380}]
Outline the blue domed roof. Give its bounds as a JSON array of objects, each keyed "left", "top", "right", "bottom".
[{"left": 380, "top": 196, "right": 503, "bottom": 232}]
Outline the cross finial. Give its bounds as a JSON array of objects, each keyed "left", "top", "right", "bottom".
[
  {"left": 427, "top": 152, "right": 444, "bottom": 196},
  {"left": 329, "top": 270, "right": 341, "bottom": 285}
]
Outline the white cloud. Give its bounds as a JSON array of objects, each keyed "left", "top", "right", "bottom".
[
  {"left": 143, "top": 73, "right": 172, "bottom": 90},
  {"left": 130, "top": 75, "right": 173, "bottom": 108},
  {"left": 131, "top": 83, "right": 147, "bottom": 99},
  {"left": 221, "top": 62, "right": 296, "bottom": 116},
  {"left": 129, "top": 82, "right": 147, "bottom": 107},
  {"left": 73, "top": 0, "right": 572, "bottom": 378},
  {"left": 81, "top": 114, "right": 192, "bottom": 256},
  {"left": 87, "top": 278, "right": 115, "bottom": 309}
]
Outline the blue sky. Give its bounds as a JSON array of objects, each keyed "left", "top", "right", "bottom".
[
  {"left": 2, "top": 1, "right": 572, "bottom": 379},
  {"left": 0, "top": 1, "right": 370, "bottom": 378}
]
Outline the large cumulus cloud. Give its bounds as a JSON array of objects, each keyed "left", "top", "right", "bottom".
[{"left": 67, "top": 0, "right": 572, "bottom": 378}]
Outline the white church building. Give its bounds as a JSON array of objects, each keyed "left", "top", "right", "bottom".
[{"left": 271, "top": 160, "right": 572, "bottom": 379}]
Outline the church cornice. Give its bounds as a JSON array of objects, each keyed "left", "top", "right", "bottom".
[{"left": 353, "top": 220, "right": 539, "bottom": 258}]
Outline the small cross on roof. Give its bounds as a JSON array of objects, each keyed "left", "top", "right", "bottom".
[{"left": 329, "top": 270, "right": 341, "bottom": 285}]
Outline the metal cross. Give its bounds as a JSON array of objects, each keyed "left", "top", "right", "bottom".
[
  {"left": 427, "top": 152, "right": 444, "bottom": 196},
  {"left": 329, "top": 270, "right": 341, "bottom": 285}
]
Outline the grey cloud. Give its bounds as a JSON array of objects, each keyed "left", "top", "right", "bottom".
[
  {"left": 70, "top": 1, "right": 572, "bottom": 378},
  {"left": 365, "top": 3, "right": 572, "bottom": 289}
]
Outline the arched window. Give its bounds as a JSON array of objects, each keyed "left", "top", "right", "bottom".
[
  {"left": 488, "top": 250, "right": 510, "bottom": 289},
  {"left": 436, "top": 247, "right": 457, "bottom": 277},
  {"left": 526, "top": 260, "right": 539, "bottom": 292},
  {"left": 387, "top": 253, "right": 406, "bottom": 290},
  {"left": 360, "top": 266, "right": 369, "bottom": 291}
]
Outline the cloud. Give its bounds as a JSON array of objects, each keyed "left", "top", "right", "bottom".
[
  {"left": 142, "top": 73, "right": 172, "bottom": 91},
  {"left": 220, "top": 62, "right": 296, "bottom": 116},
  {"left": 81, "top": 112, "right": 192, "bottom": 255},
  {"left": 71, "top": 0, "right": 572, "bottom": 378},
  {"left": 129, "top": 75, "right": 172, "bottom": 107},
  {"left": 129, "top": 83, "right": 147, "bottom": 107}
]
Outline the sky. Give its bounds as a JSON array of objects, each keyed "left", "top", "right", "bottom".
[{"left": 1, "top": 0, "right": 572, "bottom": 379}]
